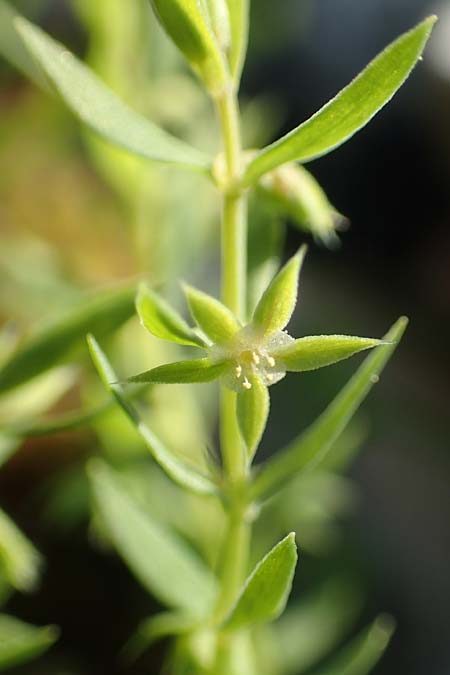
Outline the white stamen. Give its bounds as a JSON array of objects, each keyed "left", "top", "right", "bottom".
[
  {"left": 266, "top": 373, "right": 274, "bottom": 383},
  {"left": 266, "top": 355, "right": 276, "bottom": 368},
  {"left": 242, "top": 378, "right": 252, "bottom": 390},
  {"left": 235, "top": 365, "right": 242, "bottom": 378},
  {"left": 252, "top": 351, "right": 260, "bottom": 365}
]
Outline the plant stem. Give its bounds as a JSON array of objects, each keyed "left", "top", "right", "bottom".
[{"left": 214, "top": 84, "right": 250, "bottom": 626}]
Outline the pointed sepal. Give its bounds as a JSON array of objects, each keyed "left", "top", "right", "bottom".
[
  {"left": 184, "top": 284, "right": 241, "bottom": 345},
  {"left": 125, "top": 358, "right": 229, "bottom": 385},
  {"left": 274, "top": 335, "right": 383, "bottom": 372},
  {"left": 252, "top": 246, "right": 306, "bottom": 336},
  {"left": 236, "top": 375, "right": 270, "bottom": 460}
]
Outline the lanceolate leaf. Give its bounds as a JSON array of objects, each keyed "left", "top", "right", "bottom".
[
  {"left": 275, "top": 335, "right": 382, "bottom": 372},
  {"left": 309, "top": 616, "right": 395, "bottom": 675},
  {"left": 0, "top": 508, "right": 42, "bottom": 593},
  {"left": 0, "top": 435, "right": 19, "bottom": 468},
  {"left": 88, "top": 336, "right": 218, "bottom": 496},
  {"left": 89, "top": 460, "right": 218, "bottom": 617},
  {"left": 184, "top": 284, "right": 241, "bottom": 344},
  {"left": 253, "top": 246, "right": 306, "bottom": 336},
  {"left": 0, "top": 615, "right": 59, "bottom": 671},
  {"left": 137, "top": 285, "right": 206, "bottom": 348},
  {"left": 0, "top": 1, "right": 49, "bottom": 90},
  {"left": 242, "top": 17, "right": 436, "bottom": 186},
  {"left": 225, "top": 0, "right": 250, "bottom": 81},
  {"left": 126, "top": 358, "right": 229, "bottom": 385},
  {"left": 225, "top": 533, "right": 298, "bottom": 631},
  {"left": 0, "top": 284, "right": 135, "bottom": 394},
  {"left": 15, "top": 18, "right": 211, "bottom": 172},
  {"left": 251, "top": 317, "right": 408, "bottom": 500},
  {"left": 237, "top": 376, "right": 270, "bottom": 460}
]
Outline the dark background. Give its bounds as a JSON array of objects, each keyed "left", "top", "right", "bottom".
[{"left": 1, "top": 1, "right": 449, "bottom": 674}]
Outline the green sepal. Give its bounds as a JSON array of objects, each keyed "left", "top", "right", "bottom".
[
  {"left": 14, "top": 18, "right": 211, "bottom": 172},
  {"left": 184, "top": 284, "right": 241, "bottom": 344},
  {"left": 274, "top": 335, "right": 383, "bottom": 372},
  {"left": 150, "top": 0, "right": 227, "bottom": 94},
  {"left": 259, "top": 164, "right": 345, "bottom": 247},
  {"left": 242, "top": 17, "right": 437, "bottom": 186},
  {"left": 125, "top": 358, "right": 229, "bottom": 385},
  {"left": 252, "top": 246, "right": 306, "bottom": 336},
  {"left": 88, "top": 460, "right": 219, "bottom": 618},
  {"left": 122, "top": 612, "right": 195, "bottom": 664},
  {"left": 0, "top": 615, "right": 59, "bottom": 671},
  {"left": 87, "top": 336, "right": 218, "bottom": 496},
  {"left": 137, "top": 285, "right": 206, "bottom": 348},
  {"left": 224, "top": 533, "right": 298, "bottom": 631},
  {"left": 251, "top": 317, "right": 408, "bottom": 500},
  {"left": 236, "top": 376, "right": 270, "bottom": 460},
  {"left": 309, "top": 615, "right": 395, "bottom": 675}
]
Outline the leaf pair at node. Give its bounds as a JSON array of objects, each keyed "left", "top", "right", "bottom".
[{"left": 127, "top": 246, "right": 383, "bottom": 458}]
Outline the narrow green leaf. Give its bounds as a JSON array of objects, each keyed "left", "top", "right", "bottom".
[
  {"left": 225, "top": 533, "right": 298, "bottom": 631},
  {"left": 0, "top": 435, "right": 19, "bottom": 468},
  {"left": 0, "top": 508, "right": 42, "bottom": 593},
  {"left": 225, "top": 0, "right": 249, "bottom": 81},
  {"left": 243, "top": 17, "right": 436, "bottom": 186},
  {"left": 122, "top": 612, "right": 195, "bottom": 663},
  {"left": 251, "top": 317, "right": 408, "bottom": 500},
  {"left": 150, "top": 0, "right": 227, "bottom": 94},
  {"left": 89, "top": 460, "right": 218, "bottom": 617},
  {"left": 252, "top": 246, "right": 306, "bottom": 336},
  {"left": 126, "top": 358, "right": 229, "bottom": 385},
  {"left": 184, "top": 284, "right": 241, "bottom": 344},
  {"left": 0, "top": 1, "right": 49, "bottom": 90},
  {"left": 88, "top": 336, "right": 218, "bottom": 496},
  {"left": 0, "top": 615, "right": 58, "bottom": 671},
  {"left": 137, "top": 285, "right": 206, "bottom": 348},
  {"left": 206, "top": 0, "right": 232, "bottom": 52},
  {"left": 15, "top": 18, "right": 211, "bottom": 172},
  {"left": 309, "top": 615, "right": 395, "bottom": 675},
  {"left": 0, "top": 284, "right": 135, "bottom": 394},
  {"left": 237, "top": 376, "right": 270, "bottom": 460},
  {"left": 274, "top": 335, "right": 382, "bottom": 372}
]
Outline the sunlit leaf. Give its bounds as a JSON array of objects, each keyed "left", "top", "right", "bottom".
[
  {"left": 243, "top": 17, "right": 436, "bottom": 186},
  {"left": 0, "top": 0, "right": 49, "bottom": 90},
  {"left": 15, "top": 18, "right": 212, "bottom": 172},
  {"left": 137, "top": 285, "right": 206, "bottom": 348},
  {"left": 126, "top": 358, "right": 229, "bottom": 385},
  {"left": 251, "top": 317, "right": 408, "bottom": 500},
  {"left": 308, "top": 615, "right": 395, "bottom": 675},
  {"left": 275, "top": 335, "right": 382, "bottom": 372},
  {"left": 237, "top": 376, "right": 269, "bottom": 460},
  {"left": 252, "top": 246, "right": 306, "bottom": 336},
  {"left": 88, "top": 336, "right": 218, "bottom": 496},
  {"left": 0, "top": 614, "right": 58, "bottom": 671},
  {"left": 0, "top": 508, "right": 42, "bottom": 593},
  {"left": 0, "top": 284, "right": 135, "bottom": 394},
  {"left": 184, "top": 284, "right": 241, "bottom": 344},
  {"left": 225, "top": 533, "right": 297, "bottom": 630},
  {"left": 89, "top": 460, "right": 218, "bottom": 617}
]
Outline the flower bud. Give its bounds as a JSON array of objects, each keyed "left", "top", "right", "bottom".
[{"left": 259, "top": 163, "right": 348, "bottom": 247}]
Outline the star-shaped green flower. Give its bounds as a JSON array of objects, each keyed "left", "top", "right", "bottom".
[{"left": 126, "top": 246, "right": 383, "bottom": 457}]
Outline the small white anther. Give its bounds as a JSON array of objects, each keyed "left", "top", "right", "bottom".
[
  {"left": 266, "top": 355, "right": 276, "bottom": 368},
  {"left": 242, "top": 378, "right": 252, "bottom": 390},
  {"left": 235, "top": 365, "right": 242, "bottom": 378},
  {"left": 266, "top": 373, "right": 274, "bottom": 383},
  {"left": 252, "top": 351, "right": 260, "bottom": 365}
]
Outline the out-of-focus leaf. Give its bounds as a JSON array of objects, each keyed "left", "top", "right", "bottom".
[
  {"left": 184, "top": 284, "right": 241, "bottom": 344},
  {"left": 88, "top": 336, "right": 218, "bottom": 496},
  {"left": 225, "top": 533, "right": 297, "bottom": 630},
  {"left": 273, "top": 578, "right": 363, "bottom": 674},
  {"left": 15, "top": 18, "right": 212, "bottom": 172},
  {"left": 126, "top": 358, "right": 229, "bottom": 385},
  {"left": 137, "top": 285, "right": 206, "bottom": 348},
  {"left": 243, "top": 18, "right": 436, "bottom": 186},
  {"left": 308, "top": 616, "right": 395, "bottom": 675},
  {"left": 122, "top": 611, "right": 195, "bottom": 663},
  {"left": 253, "top": 247, "right": 306, "bottom": 337},
  {"left": 0, "top": 285, "right": 135, "bottom": 394},
  {"left": 0, "top": 614, "right": 58, "bottom": 671},
  {"left": 0, "top": 0, "right": 49, "bottom": 90},
  {"left": 0, "top": 435, "right": 19, "bottom": 468},
  {"left": 89, "top": 460, "right": 218, "bottom": 617},
  {"left": 206, "top": 0, "right": 231, "bottom": 52},
  {"left": 237, "top": 376, "right": 269, "bottom": 460},
  {"left": 275, "top": 336, "right": 382, "bottom": 372},
  {"left": 0, "top": 508, "right": 41, "bottom": 593},
  {"left": 225, "top": 0, "right": 249, "bottom": 81},
  {"left": 251, "top": 317, "right": 408, "bottom": 500}
]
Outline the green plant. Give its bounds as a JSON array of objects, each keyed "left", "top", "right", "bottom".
[{"left": 0, "top": 2, "right": 436, "bottom": 674}]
